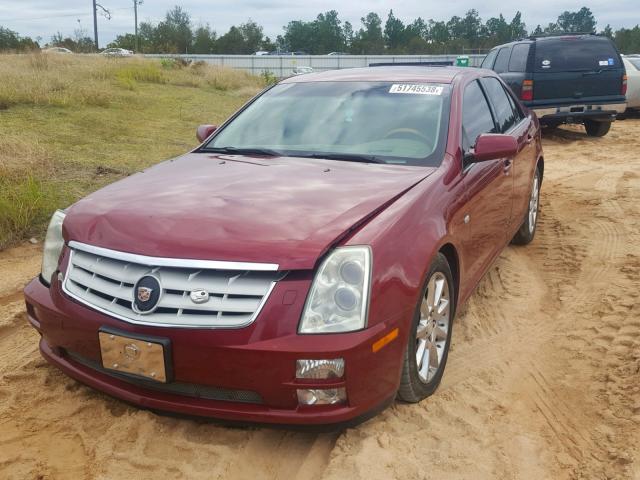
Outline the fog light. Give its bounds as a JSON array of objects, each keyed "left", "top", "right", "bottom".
[
  {"left": 297, "top": 388, "right": 347, "bottom": 406},
  {"left": 296, "top": 358, "right": 345, "bottom": 379}
]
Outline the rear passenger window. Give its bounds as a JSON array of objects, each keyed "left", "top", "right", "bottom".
[
  {"left": 493, "top": 47, "right": 511, "bottom": 73},
  {"left": 480, "top": 77, "right": 518, "bottom": 132},
  {"left": 481, "top": 49, "right": 499, "bottom": 69},
  {"left": 508, "top": 44, "right": 530, "bottom": 72},
  {"left": 462, "top": 80, "right": 496, "bottom": 152},
  {"left": 503, "top": 86, "right": 525, "bottom": 122}
]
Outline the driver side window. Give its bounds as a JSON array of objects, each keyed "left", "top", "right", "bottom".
[{"left": 462, "top": 80, "right": 496, "bottom": 153}]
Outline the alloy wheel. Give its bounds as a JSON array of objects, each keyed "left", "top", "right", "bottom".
[
  {"left": 415, "top": 272, "right": 451, "bottom": 383},
  {"left": 528, "top": 172, "right": 540, "bottom": 234}
]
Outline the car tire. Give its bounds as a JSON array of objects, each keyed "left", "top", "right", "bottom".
[
  {"left": 398, "top": 253, "right": 455, "bottom": 403},
  {"left": 541, "top": 121, "right": 561, "bottom": 131},
  {"left": 512, "top": 165, "right": 541, "bottom": 245},
  {"left": 584, "top": 119, "right": 611, "bottom": 137}
]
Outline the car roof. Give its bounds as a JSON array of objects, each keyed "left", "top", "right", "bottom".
[
  {"left": 490, "top": 34, "right": 611, "bottom": 50},
  {"left": 281, "top": 66, "right": 479, "bottom": 84}
]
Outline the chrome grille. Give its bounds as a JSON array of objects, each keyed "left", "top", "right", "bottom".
[{"left": 62, "top": 241, "right": 283, "bottom": 328}]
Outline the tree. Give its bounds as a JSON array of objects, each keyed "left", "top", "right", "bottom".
[
  {"left": 0, "top": 26, "right": 39, "bottom": 51},
  {"left": 509, "top": 12, "right": 527, "bottom": 40},
  {"left": 192, "top": 24, "right": 216, "bottom": 53},
  {"left": 215, "top": 26, "right": 246, "bottom": 54},
  {"left": 384, "top": 10, "right": 406, "bottom": 52},
  {"left": 601, "top": 24, "right": 613, "bottom": 39},
  {"left": 238, "top": 19, "right": 264, "bottom": 53},
  {"left": 343, "top": 21, "right": 354, "bottom": 50},
  {"left": 352, "top": 12, "right": 384, "bottom": 54},
  {"left": 155, "top": 6, "right": 193, "bottom": 53},
  {"left": 556, "top": 7, "right": 596, "bottom": 33},
  {"left": 314, "top": 10, "right": 346, "bottom": 53},
  {"left": 485, "top": 14, "right": 511, "bottom": 44},
  {"left": 108, "top": 33, "right": 136, "bottom": 50}
]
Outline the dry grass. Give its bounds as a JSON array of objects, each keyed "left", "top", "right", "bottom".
[{"left": 0, "top": 53, "right": 265, "bottom": 248}]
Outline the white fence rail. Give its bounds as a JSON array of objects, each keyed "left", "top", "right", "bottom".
[{"left": 144, "top": 54, "right": 486, "bottom": 77}]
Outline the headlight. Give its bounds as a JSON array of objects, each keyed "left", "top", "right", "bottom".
[
  {"left": 298, "top": 246, "right": 371, "bottom": 334},
  {"left": 41, "top": 210, "right": 66, "bottom": 285}
]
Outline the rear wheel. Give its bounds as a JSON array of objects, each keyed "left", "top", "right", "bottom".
[
  {"left": 512, "top": 166, "right": 541, "bottom": 245},
  {"left": 584, "top": 119, "right": 611, "bottom": 137},
  {"left": 398, "top": 253, "right": 455, "bottom": 403}
]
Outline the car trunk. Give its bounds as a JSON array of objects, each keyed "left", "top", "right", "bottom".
[{"left": 531, "top": 36, "right": 624, "bottom": 105}]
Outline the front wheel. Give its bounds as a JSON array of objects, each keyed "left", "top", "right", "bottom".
[
  {"left": 398, "top": 253, "right": 455, "bottom": 403},
  {"left": 584, "top": 119, "right": 611, "bottom": 137}
]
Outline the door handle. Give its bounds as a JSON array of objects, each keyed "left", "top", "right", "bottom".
[{"left": 503, "top": 158, "right": 512, "bottom": 174}]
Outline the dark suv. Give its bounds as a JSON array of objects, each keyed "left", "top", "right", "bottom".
[{"left": 481, "top": 34, "right": 627, "bottom": 136}]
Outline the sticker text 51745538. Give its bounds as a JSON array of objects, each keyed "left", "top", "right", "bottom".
[{"left": 389, "top": 84, "right": 443, "bottom": 95}]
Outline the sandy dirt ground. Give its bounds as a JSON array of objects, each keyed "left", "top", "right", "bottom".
[{"left": 1, "top": 119, "right": 639, "bottom": 480}]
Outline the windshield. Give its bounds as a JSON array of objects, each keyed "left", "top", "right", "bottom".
[
  {"left": 203, "top": 81, "right": 451, "bottom": 166},
  {"left": 627, "top": 58, "right": 640, "bottom": 70}
]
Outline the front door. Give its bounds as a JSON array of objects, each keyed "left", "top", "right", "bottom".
[{"left": 459, "top": 80, "right": 514, "bottom": 284}]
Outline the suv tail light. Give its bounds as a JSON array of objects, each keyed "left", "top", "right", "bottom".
[
  {"left": 521, "top": 80, "right": 534, "bottom": 101},
  {"left": 622, "top": 74, "right": 628, "bottom": 96}
]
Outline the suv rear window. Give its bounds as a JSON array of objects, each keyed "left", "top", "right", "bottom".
[{"left": 534, "top": 37, "right": 620, "bottom": 72}]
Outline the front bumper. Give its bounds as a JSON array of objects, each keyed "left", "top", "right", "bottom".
[
  {"left": 24, "top": 277, "right": 404, "bottom": 426},
  {"left": 532, "top": 102, "right": 626, "bottom": 122}
]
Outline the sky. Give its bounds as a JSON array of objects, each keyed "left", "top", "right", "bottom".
[{"left": 1, "top": 0, "right": 638, "bottom": 47}]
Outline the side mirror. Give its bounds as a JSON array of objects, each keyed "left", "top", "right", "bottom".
[
  {"left": 196, "top": 124, "right": 217, "bottom": 143},
  {"left": 469, "top": 133, "right": 518, "bottom": 162}
]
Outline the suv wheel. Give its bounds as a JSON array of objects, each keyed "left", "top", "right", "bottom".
[
  {"left": 398, "top": 253, "right": 455, "bottom": 403},
  {"left": 584, "top": 119, "right": 611, "bottom": 137}
]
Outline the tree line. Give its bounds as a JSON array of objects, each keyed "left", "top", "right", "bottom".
[{"left": 1, "top": 6, "right": 640, "bottom": 55}]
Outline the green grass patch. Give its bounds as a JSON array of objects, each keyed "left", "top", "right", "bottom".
[{"left": 0, "top": 54, "right": 265, "bottom": 249}]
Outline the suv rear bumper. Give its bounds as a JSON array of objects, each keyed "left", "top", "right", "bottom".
[{"left": 532, "top": 102, "right": 626, "bottom": 122}]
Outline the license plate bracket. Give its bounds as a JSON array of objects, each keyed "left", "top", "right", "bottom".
[{"left": 98, "top": 327, "right": 172, "bottom": 383}]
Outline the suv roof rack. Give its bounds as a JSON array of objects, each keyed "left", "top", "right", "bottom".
[{"left": 528, "top": 32, "right": 598, "bottom": 40}]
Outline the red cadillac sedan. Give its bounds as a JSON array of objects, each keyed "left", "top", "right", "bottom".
[{"left": 24, "top": 66, "right": 543, "bottom": 426}]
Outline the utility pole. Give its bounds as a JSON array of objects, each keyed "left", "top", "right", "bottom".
[
  {"left": 92, "top": 0, "right": 98, "bottom": 50},
  {"left": 91, "top": 2, "right": 111, "bottom": 51},
  {"left": 133, "top": 0, "right": 143, "bottom": 52}
]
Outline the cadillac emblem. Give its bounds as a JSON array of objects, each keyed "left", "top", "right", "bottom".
[
  {"left": 132, "top": 275, "right": 162, "bottom": 314},
  {"left": 137, "top": 286, "right": 153, "bottom": 302}
]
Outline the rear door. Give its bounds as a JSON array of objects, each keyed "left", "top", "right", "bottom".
[
  {"left": 502, "top": 43, "right": 531, "bottom": 98},
  {"left": 532, "top": 36, "right": 625, "bottom": 105}
]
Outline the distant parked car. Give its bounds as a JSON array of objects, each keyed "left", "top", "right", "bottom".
[
  {"left": 327, "top": 52, "right": 347, "bottom": 56},
  {"left": 482, "top": 34, "right": 627, "bottom": 137},
  {"left": 291, "top": 51, "right": 308, "bottom": 56},
  {"left": 101, "top": 48, "right": 133, "bottom": 57},
  {"left": 292, "top": 66, "right": 314, "bottom": 75},
  {"left": 44, "top": 47, "right": 73, "bottom": 54},
  {"left": 254, "top": 51, "right": 270, "bottom": 56},
  {"left": 622, "top": 56, "right": 640, "bottom": 110}
]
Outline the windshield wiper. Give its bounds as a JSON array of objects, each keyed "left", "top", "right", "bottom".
[
  {"left": 203, "top": 146, "right": 281, "bottom": 156},
  {"left": 296, "top": 152, "right": 385, "bottom": 164}
]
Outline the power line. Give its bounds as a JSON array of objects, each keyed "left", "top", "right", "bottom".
[{"left": 3, "top": 7, "right": 133, "bottom": 23}]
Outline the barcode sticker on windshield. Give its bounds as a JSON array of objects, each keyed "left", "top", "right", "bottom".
[{"left": 389, "top": 84, "right": 443, "bottom": 95}]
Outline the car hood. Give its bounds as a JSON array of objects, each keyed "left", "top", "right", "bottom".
[{"left": 65, "top": 153, "right": 434, "bottom": 270}]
